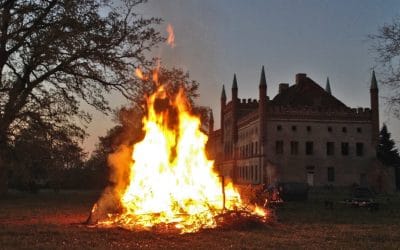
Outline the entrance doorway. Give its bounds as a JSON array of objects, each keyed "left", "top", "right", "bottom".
[{"left": 307, "top": 172, "right": 314, "bottom": 186}]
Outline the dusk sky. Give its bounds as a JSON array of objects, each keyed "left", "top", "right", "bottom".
[{"left": 84, "top": 0, "right": 400, "bottom": 153}]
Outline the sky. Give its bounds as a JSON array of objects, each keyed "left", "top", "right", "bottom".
[{"left": 84, "top": 0, "right": 400, "bottom": 153}]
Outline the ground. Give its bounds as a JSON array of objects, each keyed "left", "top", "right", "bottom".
[{"left": 0, "top": 189, "right": 400, "bottom": 249}]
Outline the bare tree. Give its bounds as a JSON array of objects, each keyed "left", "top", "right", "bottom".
[
  {"left": 370, "top": 16, "right": 400, "bottom": 117},
  {"left": 0, "top": 0, "right": 164, "bottom": 194}
]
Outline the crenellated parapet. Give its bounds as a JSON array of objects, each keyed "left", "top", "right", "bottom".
[
  {"left": 239, "top": 98, "right": 259, "bottom": 108},
  {"left": 268, "top": 105, "right": 372, "bottom": 121}
]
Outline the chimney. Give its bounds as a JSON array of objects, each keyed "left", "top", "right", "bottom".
[
  {"left": 279, "top": 83, "right": 289, "bottom": 94},
  {"left": 295, "top": 73, "right": 307, "bottom": 85}
]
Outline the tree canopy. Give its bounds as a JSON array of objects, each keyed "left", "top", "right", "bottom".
[
  {"left": 377, "top": 124, "right": 400, "bottom": 167},
  {"left": 0, "top": 0, "right": 164, "bottom": 193}
]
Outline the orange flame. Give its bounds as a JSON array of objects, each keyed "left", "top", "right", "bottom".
[
  {"left": 167, "top": 24, "right": 175, "bottom": 48},
  {"left": 95, "top": 69, "right": 266, "bottom": 233},
  {"left": 135, "top": 68, "right": 145, "bottom": 80}
]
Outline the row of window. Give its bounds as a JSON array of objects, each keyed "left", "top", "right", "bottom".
[
  {"left": 276, "top": 141, "right": 365, "bottom": 156},
  {"left": 277, "top": 125, "right": 363, "bottom": 133},
  {"left": 239, "top": 127, "right": 258, "bottom": 140},
  {"left": 224, "top": 143, "right": 234, "bottom": 160},
  {"left": 239, "top": 142, "right": 259, "bottom": 158},
  {"left": 238, "top": 165, "right": 260, "bottom": 181}
]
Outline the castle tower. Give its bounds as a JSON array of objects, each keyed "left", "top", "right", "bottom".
[
  {"left": 258, "top": 66, "right": 267, "bottom": 150},
  {"left": 325, "top": 77, "right": 332, "bottom": 94},
  {"left": 220, "top": 85, "right": 226, "bottom": 143},
  {"left": 370, "top": 70, "right": 379, "bottom": 148},
  {"left": 232, "top": 74, "right": 239, "bottom": 143}
]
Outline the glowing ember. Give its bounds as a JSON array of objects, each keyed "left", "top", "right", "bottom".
[
  {"left": 166, "top": 24, "right": 176, "bottom": 48},
  {"left": 135, "top": 68, "right": 145, "bottom": 80}
]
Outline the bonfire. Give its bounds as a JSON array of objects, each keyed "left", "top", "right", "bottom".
[{"left": 87, "top": 25, "right": 268, "bottom": 234}]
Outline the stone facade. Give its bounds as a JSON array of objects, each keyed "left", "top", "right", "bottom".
[{"left": 207, "top": 68, "right": 393, "bottom": 188}]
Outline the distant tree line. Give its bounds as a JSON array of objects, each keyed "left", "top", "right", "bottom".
[
  {"left": 377, "top": 124, "right": 400, "bottom": 190},
  {"left": 6, "top": 66, "right": 209, "bottom": 192}
]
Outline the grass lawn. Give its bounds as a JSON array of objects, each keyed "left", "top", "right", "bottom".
[{"left": 0, "top": 189, "right": 400, "bottom": 249}]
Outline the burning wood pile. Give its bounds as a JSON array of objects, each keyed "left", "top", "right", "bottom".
[{"left": 87, "top": 25, "right": 269, "bottom": 234}]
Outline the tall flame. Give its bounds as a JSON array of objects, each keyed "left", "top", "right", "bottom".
[
  {"left": 167, "top": 24, "right": 176, "bottom": 48},
  {"left": 92, "top": 27, "right": 267, "bottom": 233},
  {"left": 97, "top": 81, "right": 251, "bottom": 233}
]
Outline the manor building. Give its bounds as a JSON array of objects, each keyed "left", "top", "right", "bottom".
[{"left": 207, "top": 68, "right": 385, "bottom": 187}]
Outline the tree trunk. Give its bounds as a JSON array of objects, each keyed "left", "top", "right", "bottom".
[
  {"left": 0, "top": 143, "right": 8, "bottom": 196},
  {"left": 0, "top": 132, "right": 9, "bottom": 196}
]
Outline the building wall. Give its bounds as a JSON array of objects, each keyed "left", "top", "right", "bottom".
[
  {"left": 236, "top": 119, "right": 261, "bottom": 184},
  {"left": 265, "top": 119, "right": 375, "bottom": 186},
  {"left": 216, "top": 108, "right": 377, "bottom": 187}
]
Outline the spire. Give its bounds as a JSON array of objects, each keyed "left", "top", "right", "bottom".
[
  {"left": 370, "top": 70, "right": 378, "bottom": 89},
  {"left": 232, "top": 74, "right": 238, "bottom": 89},
  {"left": 259, "top": 65, "right": 267, "bottom": 87},
  {"left": 221, "top": 85, "right": 226, "bottom": 100},
  {"left": 325, "top": 77, "right": 331, "bottom": 94}
]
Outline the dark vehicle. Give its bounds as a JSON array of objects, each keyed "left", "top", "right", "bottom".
[{"left": 342, "top": 187, "right": 379, "bottom": 211}]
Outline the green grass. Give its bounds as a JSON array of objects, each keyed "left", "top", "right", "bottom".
[{"left": 1, "top": 189, "right": 400, "bottom": 249}]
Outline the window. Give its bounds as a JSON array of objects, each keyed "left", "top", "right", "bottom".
[
  {"left": 306, "top": 141, "right": 313, "bottom": 155},
  {"left": 306, "top": 166, "right": 315, "bottom": 186},
  {"left": 328, "top": 126, "right": 332, "bottom": 132},
  {"left": 357, "top": 127, "right": 362, "bottom": 133},
  {"left": 255, "top": 165, "right": 258, "bottom": 181},
  {"left": 326, "top": 142, "right": 335, "bottom": 156},
  {"left": 342, "top": 127, "right": 347, "bottom": 133},
  {"left": 290, "top": 141, "right": 299, "bottom": 155},
  {"left": 276, "top": 141, "right": 284, "bottom": 154},
  {"left": 292, "top": 125, "right": 297, "bottom": 131},
  {"left": 255, "top": 142, "right": 258, "bottom": 155},
  {"left": 251, "top": 165, "right": 254, "bottom": 180},
  {"left": 356, "top": 142, "right": 364, "bottom": 156},
  {"left": 277, "top": 125, "right": 282, "bottom": 131},
  {"left": 306, "top": 126, "right": 311, "bottom": 132},
  {"left": 341, "top": 142, "right": 349, "bottom": 155},
  {"left": 327, "top": 167, "right": 335, "bottom": 182}
]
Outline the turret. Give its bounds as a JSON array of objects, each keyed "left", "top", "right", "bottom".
[
  {"left": 220, "top": 85, "right": 226, "bottom": 143},
  {"left": 258, "top": 66, "right": 267, "bottom": 156},
  {"left": 370, "top": 70, "right": 379, "bottom": 148},
  {"left": 325, "top": 77, "right": 332, "bottom": 95},
  {"left": 232, "top": 74, "right": 239, "bottom": 143},
  {"left": 259, "top": 65, "right": 267, "bottom": 98},
  {"left": 232, "top": 74, "right": 238, "bottom": 101}
]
